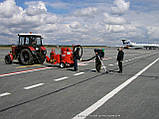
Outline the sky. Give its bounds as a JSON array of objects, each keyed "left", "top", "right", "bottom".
[{"left": 0, "top": 0, "right": 159, "bottom": 46}]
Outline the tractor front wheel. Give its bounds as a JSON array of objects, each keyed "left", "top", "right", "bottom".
[
  {"left": 20, "top": 49, "right": 33, "bottom": 65},
  {"left": 5, "top": 55, "right": 12, "bottom": 64}
]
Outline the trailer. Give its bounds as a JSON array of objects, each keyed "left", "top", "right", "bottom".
[{"left": 46, "top": 45, "right": 83, "bottom": 68}]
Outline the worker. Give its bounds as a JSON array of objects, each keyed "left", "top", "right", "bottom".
[
  {"left": 95, "top": 51, "right": 102, "bottom": 72},
  {"left": 73, "top": 47, "right": 80, "bottom": 71},
  {"left": 81, "top": 50, "right": 104, "bottom": 72},
  {"left": 117, "top": 47, "right": 124, "bottom": 73}
]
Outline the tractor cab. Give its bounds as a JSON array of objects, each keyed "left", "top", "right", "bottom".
[
  {"left": 5, "top": 33, "right": 47, "bottom": 65},
  {"left": 18, "top": 33, "right": 43, "bottom": 47}
]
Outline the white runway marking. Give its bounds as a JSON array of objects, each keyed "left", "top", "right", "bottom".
[
  {"left": 54, "top": 77, "right": 68, "bottom": 82},
  {"left": 0, "top": 92, "right": 11, "bottom": 97},
  {"left": 72, "top": 57, "right": 159, "bottom": 119},
  {"left": 0, "top": 67, "right": 53, "bottom": 78},
  {"left": 125, "top": 60, "right": 128, "bottom": 62},
  {"left": 74, "top": 72, "right": 85, "bottom": 76},
  {"left": 108, "top": 64, "right": 114, "bottom": 66},
  {"left": 78, "top": 63, "right": 88, "bottom": 66},
  {"left": 24, "top": 83, "right": 44, "bottom": 90},
  {"left": 91, "top": 69, "right": 96, "bottom": 71},
  {"left": 131, "top": 58, "right": 135, "bottom": 60}
]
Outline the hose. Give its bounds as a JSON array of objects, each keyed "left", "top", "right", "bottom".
[{"left": 73, "top": 45, "right": 83, "bottom": 59}]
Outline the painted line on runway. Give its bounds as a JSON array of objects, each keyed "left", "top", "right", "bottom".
[
  {"left": 0, "top": 67, "right": 53, "bottom": 78},
  {"left": 0, "top": 92, "right": 11, "bottom": 97},
  {"left": 102, "top": 57, "right": 112, "bottom": 60},
  {"left": 78, "top": 63, "right": 88, "bottom": 66},
  {"left": 24, "top": 83, "right": 44, "bottom": 90},
  {"left": 72, "top": 57, "right": 159, "bottom": 119},
  {"left": 0, "top": 59, "right": 4, "bottom": 62},
  {"left": 125, "top": 60, "right": 128, "bottom": 62},
  {"left": 74, "top": 72, "right": 85, "bottom": 76},
  {"left": 16, "top": 64, "right": 42, "bottom": 69},
  {"left": 54, "top": 77, "right": 68, "bottom": 82},
  {"left": 108, "top": 64, "right": 114, "bottom": 66}
]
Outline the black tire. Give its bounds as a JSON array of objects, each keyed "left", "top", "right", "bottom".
[
  {"left": 59, "top": 62, "right": 65, "bottom": 68},
  {"left": 20, "top": 49, "right": 34, "bottom": 65},
  {"left": 39, "top": 56, "right": 45, "bottom": 64},
  {"left": 37, "top": 53, "right": 46, "bottom": 64},
  {"left": 5, "top": 55, "right": 12, "bottom": 64}
]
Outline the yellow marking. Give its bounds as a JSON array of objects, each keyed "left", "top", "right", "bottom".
[
  {"left": 16, "top": 64, "right": 42, "bottom": 69},
  {"left": 0, "top": 47, "right": 10, "bottom": 49}
]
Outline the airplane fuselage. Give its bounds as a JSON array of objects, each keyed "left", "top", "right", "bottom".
[{"left": 122, "top": 40, "right": 159, "bottom": 50}]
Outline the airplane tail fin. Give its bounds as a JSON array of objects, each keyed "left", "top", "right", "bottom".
[
  {"left": 121, "top": 40, "right": 130, "bottom": 45},
  {"left": 122, "top": 40, "right": 127, "bottom": 44}
]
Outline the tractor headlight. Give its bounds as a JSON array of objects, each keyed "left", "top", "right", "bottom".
[{"left": 36, "top": 48, "right": 39, "bottom": 50}]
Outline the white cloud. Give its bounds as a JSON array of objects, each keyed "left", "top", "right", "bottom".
[
  {"left": 105, "top": 24, "right": 125, "bottom": 33},
  {"left": 0, "top": 0, "right": 23, "bottom": 18},
  {"left": 68, "top": 22, "right": 81, "bottom": 29},
  {"left": 0, "top": 0, "right": 131, "bottom": 45},
  {"left": 0, "top": 0, "right": 60, "bottom": 44},
  {"left": 0, "top": 0, "right": 159, "bottom": 45},
  {"left": 104, "top": 13, "right": 127, "bottom": 25},
  {"left": 124, "top": 24, "right": 137, "bottom": 31},
  {"left": 74, "top": 7, "right": 97, "bottom": 17},
  {"left": 147, "top": 26, "right": 159, "bottom": 39},
  {"left": 112, "top": 0, "right": 130, "bottom": 15},
  {"left": 44, "top": 14, "right": 59, "bottom": 24},
  {"left": 49, "top": 2, "right": 70, "bottom": 9},
  {"left": 25, "top": 1, "right": 47, "bottom": 16}
]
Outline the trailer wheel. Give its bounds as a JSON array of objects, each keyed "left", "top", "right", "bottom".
[
  {"left": 59, "top": 62, "right": 65, "bottom": 68},
  {"left": 20, "top": 49, "right": 33, "bottom": 65},
  {"left": 5, "top": 55, "right": 12, "bottom": 64}
]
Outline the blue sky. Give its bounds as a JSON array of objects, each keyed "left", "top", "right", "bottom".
[
  {"left": 0, "top": 0, "right": 159, "bottom": 45},
  {"left": 12, "top": 0, "right": 158, "bottom": 14}
]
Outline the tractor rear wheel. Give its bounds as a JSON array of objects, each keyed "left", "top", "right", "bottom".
[
  {"left": 20, "top": 49, "right": 33, "bottom": 65},
  {"left": 5, "top": 55, "right": 12, "bottom": 64}
]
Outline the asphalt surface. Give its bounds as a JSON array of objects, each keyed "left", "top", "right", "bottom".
[{"left": 0, "top": 48, "right": 159, "bottom": 119}]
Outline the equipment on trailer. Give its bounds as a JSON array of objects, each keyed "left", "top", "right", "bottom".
[
  {"left": 5, "top": 33, "right": 47, "bottom": 65},
  {"left": 46, "top": 45, "right": 83, "bottom": 68},
  {"left": 94, "top": 49, "right": 104, "bottom": 58}
]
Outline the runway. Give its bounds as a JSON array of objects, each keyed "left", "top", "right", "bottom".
[{"left": 0, "top": 48, "right": 159, "bottom": 119}]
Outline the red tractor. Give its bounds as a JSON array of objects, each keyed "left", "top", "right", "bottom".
[
  {"left": 46, "top": 45, "right": 83, "bottom": 68},
  {"left": 5, "top": 33, "right": 47, "bottom": 65}
]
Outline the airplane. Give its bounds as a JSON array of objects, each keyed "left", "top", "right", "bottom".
[{"left": 121, "top": 40, "right": 159, "bottom": 50}]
